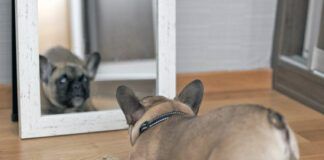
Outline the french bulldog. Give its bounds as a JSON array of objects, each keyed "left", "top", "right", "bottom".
[
  {"left": 116, "top": 80, "right": 299, "bottom": 160},
  {"left": 39, "top": 46, "right": 101, "bottom": 114}
]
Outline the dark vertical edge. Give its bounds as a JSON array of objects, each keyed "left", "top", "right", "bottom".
[
  {"left": 82, "top": 0, "right": 90, "bottom": 54},
  {"left": 11, "top": 0, "right": 18, "bottom": 122},
  {"left": 271, "top": 0, "right": 284, "bottom": 87},
  {"left": 271, "top": 0, "right": 283, "bottom": 68},
  {"left": 317, "top": 2, "right": 324, "bottom": 49},
  {"left": 271, "top": 0, "right": 309, "bottom": 58}
]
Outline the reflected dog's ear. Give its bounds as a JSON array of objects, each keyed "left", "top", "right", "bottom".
[
  {"left": 175, "top": 80, "right": 204, "bottom": 115},
  {"left": 39, "top": 55, "right": 54, "bottom": 83},
  {"left": 86, "top": 52, "right": 101, "bottom": 79},
  {"left": 116, "top": 86, "right": 145, "bottom": 125}
]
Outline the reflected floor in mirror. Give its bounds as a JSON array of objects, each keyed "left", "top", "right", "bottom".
[{"left": 91, "top": 80, "right": 155, "bottom": 110}]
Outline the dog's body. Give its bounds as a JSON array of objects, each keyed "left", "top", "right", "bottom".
[
  {"left": 116, "top": 80, "right": 299, "bottom": 160},
  {"left": 129, "top": 104, "right": 298, "bottom": 160},
  {"left": 40, "top": 46, "right": 100, "bottom": 114}
]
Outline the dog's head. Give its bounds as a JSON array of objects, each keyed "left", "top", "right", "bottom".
[
  {"left": 116, "top": 80, "right": 203, "bottom": 125},
  {"left": 39, "top": 52, "right": 100, "bottom": 110},
  {"left": 116, "top": 80, "right": 204, "bottom": 144}
]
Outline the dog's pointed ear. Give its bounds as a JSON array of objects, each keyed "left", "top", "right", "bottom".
[
  {"left": 116, "top": 85, "right": 145, "bottom": 125},
  {"left": 39, "top": 55, "right": 54, "bottom": 83},
  {"left": 176, "top": 80, "right": 204, "bottom": 115},
  {"left": 86, "top": 52, "right": 101, "bottom": 79}
]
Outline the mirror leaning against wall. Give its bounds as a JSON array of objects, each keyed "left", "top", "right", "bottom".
[
  {"left": 16, "top": 0, "right": 175, "bottom": 138},
  {"left": 38, "top": 0, "right": 157, "bottom": 115}
]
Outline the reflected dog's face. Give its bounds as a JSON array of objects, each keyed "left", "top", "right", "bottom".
[{"left": 39, "top": 52, "right": 100, "bottom": 110}]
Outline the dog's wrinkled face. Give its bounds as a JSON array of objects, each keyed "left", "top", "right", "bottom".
[
  {"left": 45, "top": 64, "right": 90, "bottom": 108},
  {"left": 40, "top": 53, "right": 100, "bottom": 109}
]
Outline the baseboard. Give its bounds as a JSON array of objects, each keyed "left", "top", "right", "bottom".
[
  {"left": 273, "top": 65, "right": 324, "bottom": 113},
  {"left": 177, "top": 69, "right": 272, "bottom": 94}
]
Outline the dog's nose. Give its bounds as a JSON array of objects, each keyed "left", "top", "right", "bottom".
[
  {"left": 71, "top": 83, "right": 85, "bottom": 97},
  {"left": 72, "top": 83, "right": 81, "bottom": 90}
]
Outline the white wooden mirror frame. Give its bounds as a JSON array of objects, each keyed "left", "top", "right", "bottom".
[{"left": 15, "top": 0, "right": 176, "bottom": 139}]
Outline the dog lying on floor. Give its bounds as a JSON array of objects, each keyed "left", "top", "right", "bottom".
[{"left": 116, "top": 80, "right": 299, "bottom": 160}]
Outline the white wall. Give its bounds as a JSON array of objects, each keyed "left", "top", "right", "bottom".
[
  {"left": 0, "top": 0, "right": 277, "bottom": 84},
  {"left": 177, "top": 0, "right": 277, "bottom": 73},
  {"left": 0, "top": 0, "right": 12, "bottom": 84}
]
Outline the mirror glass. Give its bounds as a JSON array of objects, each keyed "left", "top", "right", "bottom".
[{"left": 38, "top": 0, "right": 156, "bottom": 115}]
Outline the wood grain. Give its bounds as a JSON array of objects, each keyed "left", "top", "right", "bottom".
[
  {"left": 1, "top": 74, "right": 323, "bottom": 159},
  {"left": 177, "top": 69, "right": 272, "bottom": 94},
  {"left": 0, "top": 84, "right": 12, "bottom": 109}
]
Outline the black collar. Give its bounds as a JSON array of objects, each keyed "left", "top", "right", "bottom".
[{"left": 139, "top": 111, "right": 185, "bottom": 134}]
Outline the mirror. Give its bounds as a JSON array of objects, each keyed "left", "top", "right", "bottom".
[{"left": 38, "top": 0, "right": 156, "bottom": 115}]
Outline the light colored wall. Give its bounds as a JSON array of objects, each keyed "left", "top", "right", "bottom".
[
  {"left": 0, "top": 0, "right": 277, "bottom": 84},
  {"left": 176, "top": 0, "right": 277, "bottom": 73},
  {"left": 38, "top": 0, "right": 71, "bottom": 54},
  {"left": 0, "top": 0, "right": 12, "bottom": 84}
]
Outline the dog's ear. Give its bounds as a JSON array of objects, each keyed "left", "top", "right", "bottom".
[
  {"left": 176, "top": 80, "right": 204, "bottom": 115},
  {"left": 86, "top": 52, "right": 101, "bottom": 79},
  {"left": 39, "top": 55, "right": 54, "bottom": 83},
  {"left": 116, "top": 85, "right": 145, "bottom": 125}
]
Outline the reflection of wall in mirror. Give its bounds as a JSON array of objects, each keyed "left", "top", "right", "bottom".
[
  {"left": 38, "top": 0, "right": 155, "bottom": 62},
  {"left": 91, "top": 0, "right": 155, "bottom": 61},
  {"left": 38, "top": 0, "right": 71, "bottom": 54}
]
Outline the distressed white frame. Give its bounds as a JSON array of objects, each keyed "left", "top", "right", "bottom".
[{"left": 16, "top": 0, "right": 176, "bottom": 139}]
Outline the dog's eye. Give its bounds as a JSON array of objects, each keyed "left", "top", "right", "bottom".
[
  {"left": 80, "top": 75, "right": 88, "bottom": 82},
  {"left": 59, "top": 75, "right": 67, "bottom": 84}
]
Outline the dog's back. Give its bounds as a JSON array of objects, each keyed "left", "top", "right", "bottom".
[{"left": 132, "top": 105, "right": 299, "bottom": 160}]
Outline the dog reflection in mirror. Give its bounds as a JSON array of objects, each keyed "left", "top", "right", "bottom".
[
  {"left": 39, "top": 46, "right": 101, "bottom": 114},
  {"left": 116, "top": 80, "right": 299, "bottom": 160}
]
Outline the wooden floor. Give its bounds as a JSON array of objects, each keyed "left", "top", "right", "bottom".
[{"left": 0, "top": 89, "right": 323, "bottom": 160}]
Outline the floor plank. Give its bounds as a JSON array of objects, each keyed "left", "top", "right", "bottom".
[{"left": 0, "top": 85, "right": 12, "bottom": 110}]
